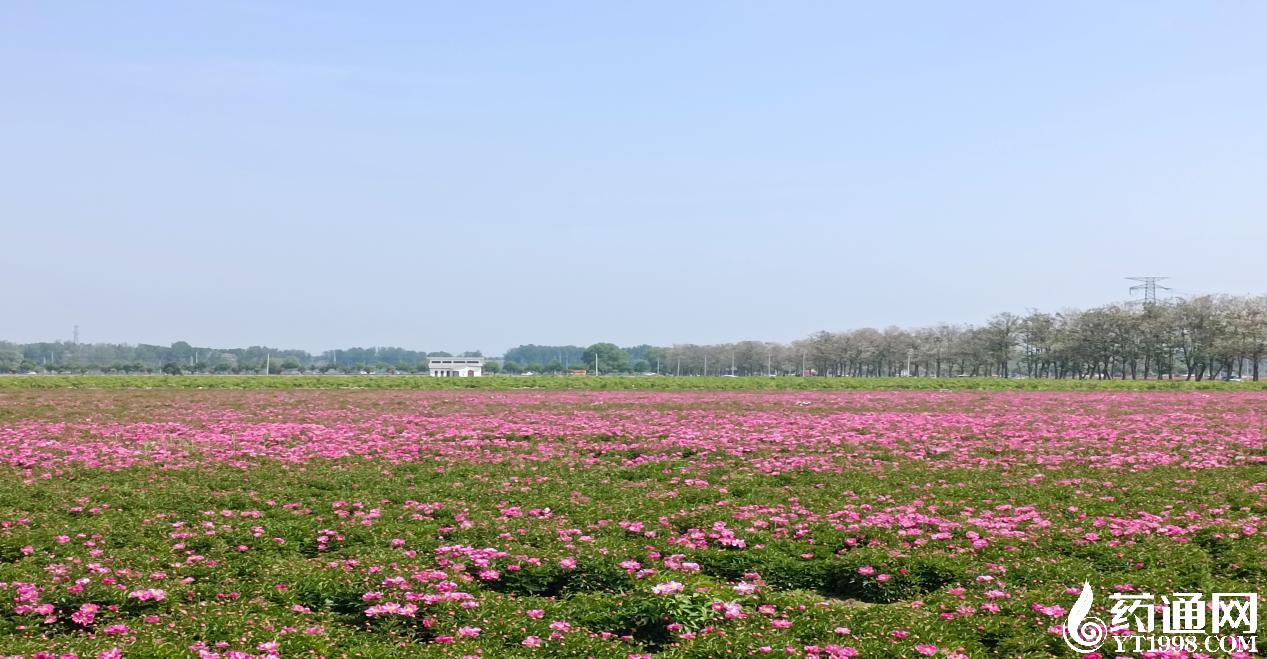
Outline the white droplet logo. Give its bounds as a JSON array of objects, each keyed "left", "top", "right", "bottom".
[{"left": 1063, "top": 581, "right": 1108, "bottom": 653}]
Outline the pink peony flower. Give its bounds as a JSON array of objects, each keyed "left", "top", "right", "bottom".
[{"left": 652, "top": 581, "right": 685, "bottom": 595}]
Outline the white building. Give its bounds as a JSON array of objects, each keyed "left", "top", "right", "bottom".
[{"left": 428, "top": 357, "right": 483, "bottom": 377}]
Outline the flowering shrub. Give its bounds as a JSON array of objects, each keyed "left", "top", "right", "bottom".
[{"left": 0, "top": 388, "right": 1263, "bottom": 657}]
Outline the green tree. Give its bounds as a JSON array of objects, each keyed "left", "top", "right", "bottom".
[
  {"left": 582, "top": 343, "right": 630, "bottom": 374},
  {"left": 169, "top": 341, "right": 194, "bottom": 364},
  {"left": 0, "top": 344, "right": 23, "bottom": 372}
]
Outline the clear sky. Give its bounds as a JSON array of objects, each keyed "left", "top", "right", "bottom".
[{"left": 3, "top": 2, "right": 1265, "bottom": 355}]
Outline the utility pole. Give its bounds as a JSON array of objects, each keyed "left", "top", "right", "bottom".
[
  {"left": 265, "top": 353, "right": 270, "bottom": 375},
  {"left": 767, "top": 351, "right": 772, "bottom": 377},
  {"left": 906, "top": 348, "right": 913, "bottom": 377},
  {"left": 595, "top": 352, "right": 599, "bottom": 376},
  {"left": 703, "top": 354, "right": 707, "bottom": 376},
  {"left": 676, "top": 358, "right": 681, "bottom": 377},
  {"left": 1127, "top": 277, "right": 1171, "bottom": 306},
  {"left": 802, "top": 352, "right": 806, "bottom": 376}
]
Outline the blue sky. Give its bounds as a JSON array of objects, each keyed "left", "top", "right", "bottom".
[{"left": 2, "top": 1, "right": 1265, "bottom": 354}]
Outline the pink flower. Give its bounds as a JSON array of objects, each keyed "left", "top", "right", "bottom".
[
  {"left": 458, "top": 625, "right": 481, "bottom": 637},
  {"left": 652, "top": 581, "right": 685, "bottom": 595},
  {"left": 522, "top": 635, "right": 542, "bottom": 647},
  {"left": 128, "top": 588, "right": 167, "bottom": 602},
  {"left": 73, "top": 603, "right": 100, "bottom": 623},
  {"left": 527, "top": 609, "right": 545, "bottom": 619},
  {"left": 916, "top": 644, "right": 938, "bottom": 656}
]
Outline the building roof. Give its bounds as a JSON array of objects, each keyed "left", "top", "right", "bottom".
[{"left": 427, "top": 357, "right": 483, "bottom": 365}]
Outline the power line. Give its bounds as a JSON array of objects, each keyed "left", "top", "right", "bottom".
[
  {"left": 1126, "top": 277, "right": 1171, "bottom": 306},
  {"left": 1169, "top": 288, "right": 1220, "bottom": 299}
]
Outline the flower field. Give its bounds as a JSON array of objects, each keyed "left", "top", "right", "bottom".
[{"left": 1, "top": 388, "right": 1265, "bottom": 658}]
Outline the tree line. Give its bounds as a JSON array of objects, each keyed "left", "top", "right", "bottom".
[
  {"left": 4, "top": 294, "right": 1265, "bottom": 380},
  {"left": 657, "top": 295, "right": 1267, "bottom": 381},
  {"left": 0, "top": 341, "right": 482, "bottom": 375}
]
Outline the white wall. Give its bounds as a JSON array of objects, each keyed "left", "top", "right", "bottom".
[{"left": 429, "top": 365, "right": 482, "bottom": 377}]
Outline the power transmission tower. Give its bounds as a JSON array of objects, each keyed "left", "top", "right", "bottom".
[{"left": 1126, "top": 277, "right": 1171, "bottom": 306}]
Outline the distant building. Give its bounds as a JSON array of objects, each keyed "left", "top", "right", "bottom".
[{"left": 428, "top": 357, "right": 483, "bottom": 377}]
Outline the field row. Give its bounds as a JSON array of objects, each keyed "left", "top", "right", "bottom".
[{"left": 0, "top": 390, "right": 1264, "bottom": 657}]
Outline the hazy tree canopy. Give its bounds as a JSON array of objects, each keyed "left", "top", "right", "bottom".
[
  {"left": 503, "top": 345, "right": 585, "bottom": 368},
  {"left": 0, "top": 342, "right": 23, "bottom": 371}
]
